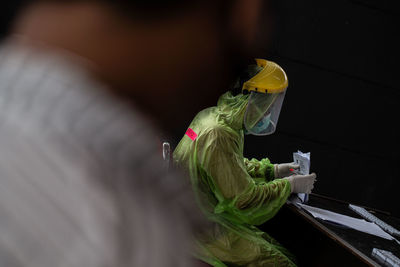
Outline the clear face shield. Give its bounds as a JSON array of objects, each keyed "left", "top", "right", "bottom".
[
  {"left": 243, "top": 90, "right": 286, "bottom": 136},
  {"left": 241, "top": 59, "right": 288, "bottom": 136}
]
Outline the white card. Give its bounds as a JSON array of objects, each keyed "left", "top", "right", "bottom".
[
  {"left": 293, "top": 151, "right": 311, "bottom": 203},
  {"left": 293, "top": 150, "right": 310, "bottom": 175}
]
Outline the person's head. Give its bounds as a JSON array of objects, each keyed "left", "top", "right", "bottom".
[
  {"left": 230, "top": 64, "right": 263, "bottom": 96},
  {"left": 8, "top": 0, "right": 266, "bottom": 134},
  {"left": 235, "top": 59, "right": 288, "bottom": 136}
]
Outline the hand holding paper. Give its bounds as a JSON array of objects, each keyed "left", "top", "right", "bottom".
[
  {"left": 284, "top": 173, "right": 317, "bottom": 194},
  {"left": 274, "top": 162, "right": 300, "bottom": 178},
  {"left": 292, "top": 151, "right": 314, "bottom": 202}
]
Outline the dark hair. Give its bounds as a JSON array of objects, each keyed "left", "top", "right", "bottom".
[
  {"left": 94, "top": 0, "right": 205, "bottom": 20},
  {"left": 230, "top": 64, "right": 263, "bottom": 96},
  {"left": 1, "top": 0, "right": 27, "bottom": 37},
  {"left": 0, "top": 0, "right": 205, "bottom": 38}
]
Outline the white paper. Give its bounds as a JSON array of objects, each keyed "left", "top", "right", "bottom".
[
  {"left": 293, "top": 150, "right": 310, "bottom": 175},
  {"left": 296, "top": 203, "right": 395, "bottom": 241},
  {"left": 293, "top": 151, "right": 311, "bottom": 203},
  {"left": 297, "top": 193, "right": 308, "bottom": 202}
]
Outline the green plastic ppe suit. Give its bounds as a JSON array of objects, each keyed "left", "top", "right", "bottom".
[{"left": 173, "top": 91, "right": 296, "bottom": 266}]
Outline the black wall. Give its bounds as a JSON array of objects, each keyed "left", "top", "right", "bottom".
[
  {"left": 2, "top": 0, "right": 398, "bottom": 217},
  {"left": 245, "top": 0, "right": 399, "bottom": 217}
]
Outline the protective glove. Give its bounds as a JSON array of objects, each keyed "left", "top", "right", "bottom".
[
  {"left": 283, "top": 173, "right": 317, "bottom": 194},
  {"left": 274, "top": 162, "right": 300, "bottom": 178}
]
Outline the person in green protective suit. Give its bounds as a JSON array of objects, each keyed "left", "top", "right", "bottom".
[{"left": 173, "top": 59, "right": 317, "bottom": 266}]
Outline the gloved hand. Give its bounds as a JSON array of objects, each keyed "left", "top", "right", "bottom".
[
  {"left": 283, "top": 173, "right": 317, "bottom": 194},
  {"left": 274, "top": 162, "right": 300, "bottom": 178}
]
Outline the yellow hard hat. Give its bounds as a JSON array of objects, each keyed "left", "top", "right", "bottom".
[
  {"left": 242, "top": 59, "right": 288, "bottom": 136},
  {"left": 242, "top": 59, "right": 288, "bottom": 94}
]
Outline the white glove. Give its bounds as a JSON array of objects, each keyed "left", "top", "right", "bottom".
[
  {"left": 274, "top": 162, "right": 300, "bottom": 178},
  {"left": 283, "top": 173, "right": 317, "bottom": 194}
]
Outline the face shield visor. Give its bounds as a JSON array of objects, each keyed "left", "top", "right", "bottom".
[
  {"left": 244, "top": 90, "right": 286, "bottom": 135},
  {"left": 242, "top": 59, "right": 288, "bottom": 136}
]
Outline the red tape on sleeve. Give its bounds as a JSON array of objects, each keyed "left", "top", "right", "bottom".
[{"left": 185, "top": 128, "right": 198, "bottom": 141}]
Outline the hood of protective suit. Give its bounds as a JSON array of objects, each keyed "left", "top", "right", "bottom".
[{"left": 216, "top": 91, "right": 249, "bottom": 131}]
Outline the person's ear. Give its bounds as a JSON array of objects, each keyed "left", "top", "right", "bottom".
[{"left": 229, "top": 0, "right": 262, "bottom": 48}]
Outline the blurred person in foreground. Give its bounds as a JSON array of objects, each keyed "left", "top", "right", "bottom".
[{"left": 0, "top": 0, "right": 266, "bottom": 266}]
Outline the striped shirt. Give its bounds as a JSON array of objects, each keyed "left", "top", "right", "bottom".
[{"left": 0, "top": 40, "right": 200, "bottom": 267}]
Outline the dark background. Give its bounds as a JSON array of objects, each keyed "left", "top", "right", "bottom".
[
  {"left": 1, "top": 0, "right": 399, "bottom": 217},
  {"left": 247, "top": 0, "right": 400, "bottom": 217},
  {"left": 182, "top": 0, "right": 399, "bottom": 218}
]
